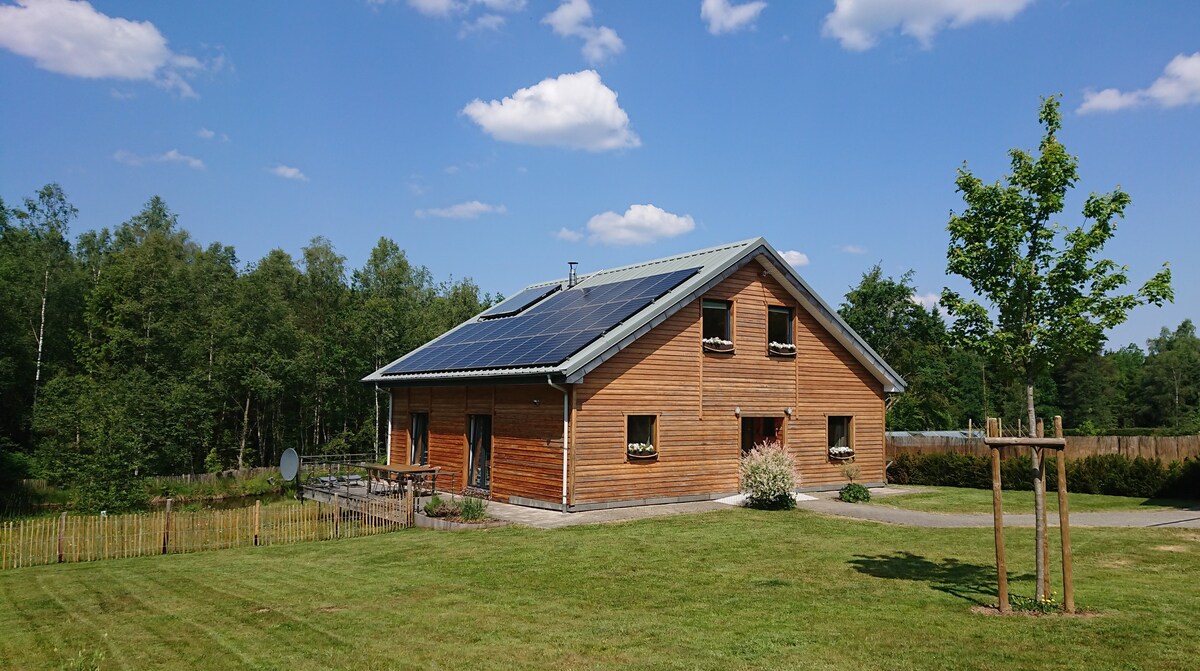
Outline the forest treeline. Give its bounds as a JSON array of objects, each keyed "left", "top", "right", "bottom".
[
  {"left": 1, "top": 184, "right": 1197, "bottom": 508},
  {"left": 1, "top": 185, "right": 492, "bottom": 509}
]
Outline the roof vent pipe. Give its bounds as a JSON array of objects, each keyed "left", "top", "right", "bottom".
[{"left": 567, "top": 261, "right": 578, "bottom": 288}]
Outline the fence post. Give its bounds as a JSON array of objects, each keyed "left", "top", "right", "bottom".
[
  {"left": 254, "top": 499, "right": 261, "bottom": 547},
  {"left": 1055, "top": 415, "right": 1075, "bottom": 614},
  {"left": 988, "top": 417, "right": 1010, "bottom": 614},
  {"left": 333, "top": 493, "right": 340, "bottom": 539},
  {"left": 162, "top": 498, "right": 172, "bottom": 555},
  {"left": 57, "top": 512, "right": 67, "bottom": 563}
]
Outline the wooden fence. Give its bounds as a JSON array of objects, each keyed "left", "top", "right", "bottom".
[
  {"left": 887, "top": 433, "right": 1200, "bottom": 462},
  {"left": 0, "top": 490, "right": 413, "bottom": 570}
]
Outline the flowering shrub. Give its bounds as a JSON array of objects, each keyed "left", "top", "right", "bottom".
[
  {"left": 828, "top": 445, "right": 855, "bottom": 459},
  {"left": 702, "top": 336, "right": 733, "bottom": 347},
  {"left": 768, "top": 341, "right": 796, "bottom": 351},
  {"left": 627, "top": 442, "right": 656, "bottom": 455},
  {"left": 739, "top": 440, "right": 797, "bottom": 509},
  {"left": 1009, "top": 592, "right": 1063, "bottom": 615}
]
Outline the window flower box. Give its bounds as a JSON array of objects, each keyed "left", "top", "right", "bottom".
[
  {"left": 828, "top": 446, "right": 855, "bottom": 461},
  {"left": 702, "top": 337, "right": 734, "bottom": 353},
  {"left": 768, "top": 341, "right": 796, "bottom": 357},
  {"left": 627, "top": 442, "right": 658, "bottom": 460}
]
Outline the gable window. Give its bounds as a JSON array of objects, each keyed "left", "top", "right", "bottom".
[
  {"left": 827, "top": 416, "right": 854, "bottom": 460},
  {"left": 410, "top": 413, "right": 429, "bottom": 465},
  {"left": 702, "top": 299, "right": 733, "bottom": 351},
  {"left": 626, "top": 415, "right": 658, "bottom": 459},
  {"left": 767, "top": 306, "right": 795, "bottom": 355}
]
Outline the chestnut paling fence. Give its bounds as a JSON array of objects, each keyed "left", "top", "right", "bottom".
[
  {"left": 887, "top": 433, "right": 1200, "bottom": 462},
  {"left": 0, "top": 490, "right": 413, "bottom": 570}
]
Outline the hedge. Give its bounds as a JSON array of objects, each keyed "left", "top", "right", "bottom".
[{"left": 887, "top": 452, "right": 1200, "bottom": 500}]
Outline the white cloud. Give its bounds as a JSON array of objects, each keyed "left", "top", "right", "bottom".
[
  {"left": 586, "top": 204, "right": 695, "bottom": 245},
  {"left": 196, "top": 128, "right": 215, "bottom": 140},
  {"left": 781, "top": 250, "right": 809, "bottom": 267},
  {"left": 407, "top": 0, "right": 460, "bottom": 17},
  {"left": 839, "top": 244, "right": 866, "bottom": 254},
  {"left": 113, "top": 148, "right": 204, "bottom": 170},
  {"left": 415, "top": 200, "right": 506, "bottom": 219},
  {"left": 701, "top": 0, "right": 767, "bottom": 35},
  {"left": 555, "top": 227, "right": 583, "bottom": 242},
  {"left": 459, "top": 13, "right": 505, "bottom": 36},
  {"left": 910, "top": 292, "right": 940, "bottom": 310},
  {"left": 270, "top": 165, "right": 308, "bottom": 181},
  {"left": 0, "top": 0, "right": 204, "bottom": 97},
  {"left": 822, "top": 0, "right": 1033, "bottom": 51},
  {"left": 462, "top": 70, "right": 640, "bottom": 152},
  {"left": 1079, "top": 53, "right": 1200, "bottom": 114},
  {"left": 543, "top": 0, "right": 624, "bottom": 64}
]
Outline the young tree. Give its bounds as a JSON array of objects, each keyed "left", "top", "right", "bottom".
[{"left": 940, "top": 95, "right": 1173, "bottom": 600}]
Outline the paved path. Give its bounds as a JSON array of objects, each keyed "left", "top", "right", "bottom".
[{"left": 479, "top": 487, "right": 1200, "bottom": 530}]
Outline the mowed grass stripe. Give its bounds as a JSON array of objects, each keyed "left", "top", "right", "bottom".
[{"left": 1, "top": 509, "right": 1198, "bottom": 670}]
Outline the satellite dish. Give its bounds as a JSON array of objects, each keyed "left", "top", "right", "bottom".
[{"left": 280, "top": 448, "right": 299, "bottom": 482}]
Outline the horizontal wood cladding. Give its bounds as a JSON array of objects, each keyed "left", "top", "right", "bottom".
[
  {"left": 574, "top": 261, "right": 887, "bottom": 505},
  {"left": 390, "top": 384, "right": 562, "bottom": 502}
]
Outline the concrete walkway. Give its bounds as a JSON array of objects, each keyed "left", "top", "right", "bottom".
[{"left": 480, "top": 487, "right": 1200, "bottom": 530}]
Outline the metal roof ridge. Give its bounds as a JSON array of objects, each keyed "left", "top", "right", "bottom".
[{"left": 520, "top": 238, "right": 759, "bottom": 290}]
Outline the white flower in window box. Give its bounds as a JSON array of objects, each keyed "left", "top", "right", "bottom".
[
  {"left": 768, "top": 341, "right": 796, "bottom": 356},
  {"left": 828, "top": 445, "right": 855, "bottom": 460},
  {"left": 702, "top": 336, "right": 734, "bottom": 353},
  {"left": 627, "top": 442, "right": 657, "bottom": 459}
]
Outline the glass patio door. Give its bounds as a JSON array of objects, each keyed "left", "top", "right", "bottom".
[{"left": 467, "top": 414, "right": 493, "bottom": 491}]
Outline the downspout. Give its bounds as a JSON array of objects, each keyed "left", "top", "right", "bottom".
[
  {"left": 547, "top": 376, "right": 569, "bottom": 512},
  {"left": 385, "top": 387, "right": 392, "bottom": 466}
]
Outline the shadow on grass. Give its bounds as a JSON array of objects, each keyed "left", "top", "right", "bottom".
[
  {"left": 1139, "top": 498, "right": 1200, "bottom": 511},
  {"left": 848, "top": 551, "right": 1034, "bottom": 606}
]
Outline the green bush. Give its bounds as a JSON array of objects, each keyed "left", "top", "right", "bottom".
[
  {"left": 739, "top": 440, "right": 797, "bottom": 510},
  {"left": 458, "top": 497, "right": 489, "bottom": 521},
  {"left": 888, "top": 452, "right": 1200, "bottom": 500},
  {"left": 839, "top": 483, "right": 871, "bottom": 503}
]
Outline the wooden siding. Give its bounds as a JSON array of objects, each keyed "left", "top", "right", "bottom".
[
  {"left": 389, "top": 384, "right": 564, "bottom": 503},
  {"left": 573, "top": 260, "right": 886, "bottom": 505}
]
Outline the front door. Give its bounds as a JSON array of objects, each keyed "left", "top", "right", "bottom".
[
  {"left": 741, "top": 417, "right": 783, "bottom": 455},
  {"left": 467, "top": 414, "right": 493, "bottom": 491}
]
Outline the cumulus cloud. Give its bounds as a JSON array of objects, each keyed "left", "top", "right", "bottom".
[
  {"left": 543, "top": 0, "right": 624, "bottom": 64},
  {"left": 701, "top": 0, "right": 767, "bottom": 35},
  {"left": 113, "top": 148, "right": 204, "bottom": 170},
  {"left": 839, "top": 244, "right": 866, "bottom": 254},
  {"left": 459, "top": 13, "right": 505, "bottom": 36},
  {"left": 270, "top": 165, "right": 308, "bottom": 181},
  {"left": 586, "top": 204, "right": 695, "bottom": 246},
  {"left": 781, "top": 250, "right": 809, "bottom": 267},
  {"left": 1079, "top": 53, "right": 1200, "bottom": 114},
  {"left": 406, "top": 0, "right": 461, "bottom": 17},
  {"left": 823, "top": 0, "right": 1033, "bottom": 51},
  {"left": 415, "top": 200, "right": 506, "bottom": 219},
  {"left": 910, "top": 292, "right": 940, "bottom": 310},
  {"left": 555, "top": 227, "right": 583, "bottom": 242},
  {"left": 462, "top": 70, "right": 640, "bottom": 151},
  {"left": 0, "top": 0, "right": 204, "bottom": 97}
]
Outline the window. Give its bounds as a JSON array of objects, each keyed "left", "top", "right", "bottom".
[
  {"left": 828, "top": 416, "right": 852, "bottom": 449},
  {"left": 702, "top": 299, "right": 732, "bottom": 343},
  {"left": 626, "top": 415, "right": 657, "bottom": 456},
  {"left": 768, "top": 306, "right": 793, "bottom": 346},
  {"left": 410, "top": 413, "right": 429, "bottom": 465},
  {"left": 467, "top": 415, "right": 492, "bottom": 490}
]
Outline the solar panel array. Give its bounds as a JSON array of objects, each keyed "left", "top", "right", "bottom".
[
  {"left": 479, "top": 284, "right": 560, "bottom": 319},
  {"left": 383, "top": 267, "right": 700, "bottom": 375}
]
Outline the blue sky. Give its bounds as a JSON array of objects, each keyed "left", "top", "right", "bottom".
[{"left": 1, "top": 0, "right": 1197, "bottom": 349}]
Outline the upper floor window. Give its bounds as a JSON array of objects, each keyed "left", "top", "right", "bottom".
[
  {"left": 768, "top": 306, "right": 795, "bottom": 355},
  {"left": 702, "top": 299, "right": 733, "bottom": 351}
]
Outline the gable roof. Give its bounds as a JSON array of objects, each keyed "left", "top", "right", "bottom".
[{"left": 363, "top": 238, "right": 906, "bottom": 393}]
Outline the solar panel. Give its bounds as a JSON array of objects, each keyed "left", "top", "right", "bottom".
[
  {"left": 479, "top": 284, "right": 561, "bottom": 319},
  {"left": 382, "top": 267, "right": 699, "bottom": 375}
]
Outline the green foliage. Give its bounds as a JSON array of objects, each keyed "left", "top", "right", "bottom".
[
  {"left": 423, "top": 495, "right": 454, "bottom": 517},
  {"left": 838, "top": 483, "right": 871, "bottom": 503},
  {"left": 458, "top": 496, "right": 489, "bottom": 521},
  {"left": 941, "top": 95, "right": 1172, "bottom": 427},
  {"left": 1009, "top": 593, "right": 1064, "bottom": 615},
  {"left": 739, "top": 440, "right": 797, "bottom": 509}
]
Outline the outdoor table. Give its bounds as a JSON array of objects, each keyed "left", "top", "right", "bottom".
[{"left": 364, "top": 463, "right": 439, "bottom": 497}]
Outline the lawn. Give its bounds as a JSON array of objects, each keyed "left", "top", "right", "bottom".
[
  {"left": 873, "top": 486, "right": 1199, "bottom": 514},
  {"left": 1, "top": 508, "right": 1198, "bottom": 671}
]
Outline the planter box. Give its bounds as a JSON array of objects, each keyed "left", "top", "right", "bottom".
[
  {"left": 828, "top": 453, "right": 855, "bottom": 461},
  {"left": 768, "top": 345, "right": 797, "bottom": 357},
  {"left": 703, "top": 342, "right": 735, "bottom": 353},
  {"left": 626, "top": 451, "right": 658, "bottom": 461},
  {"left": 415, "top": 513, "right": 508, "bottom": 531}
]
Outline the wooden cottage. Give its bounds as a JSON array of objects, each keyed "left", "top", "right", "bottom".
[{"left": 363, "top": 238, "right": 905, "bottom": 511}]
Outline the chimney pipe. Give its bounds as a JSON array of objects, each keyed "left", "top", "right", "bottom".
[{"left": 568, "top": 261, "right": 578, "bottom": 288}]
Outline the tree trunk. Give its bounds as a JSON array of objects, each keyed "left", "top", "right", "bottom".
[
  {"left": 238, "top": 390, "right": 251, "bottom": 470},
  {"left": 1026, "top": 379, "right": 1047, "bottom": 601},
  {"left": 31, "top": 269, "right": 49, "bottom": 411}
]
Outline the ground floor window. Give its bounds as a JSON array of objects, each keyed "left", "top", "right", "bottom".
[
  {"left": 626, "top": 415, "right": 657, "bottom": 456},
  {"left": 827, "top": 416, "right": 854, "bottom": 459},
  {"left": 410, "top": 412, "right": 429, "bottom": 465},
  {"left": 467, "top": 414, "right": 492, "bottom": 490},
  {"left": 741, "top": 416, "right": 784, "bottom": 455}
]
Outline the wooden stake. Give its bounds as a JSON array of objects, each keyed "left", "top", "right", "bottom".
[
  {"left": 1055, "top": 416, "right": 1075, "bottom": 613},
  {"left": 57, "top": 512, "right": 67, "bottom": 563},
  {"left": 254, "top": 499, "right": 261, "bottom": 547},
  {"left": 988, "top": 418, "right": 1009, "bottom": 613},
  {"left": 1037, "top": 419, "right": 1050, "bottom": 598},
  {"left": 162, "top": 499, "right": 172, "bottom": 555}
]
